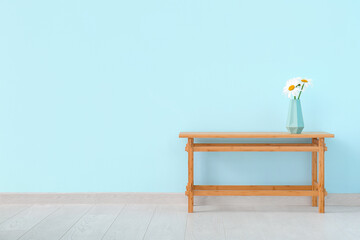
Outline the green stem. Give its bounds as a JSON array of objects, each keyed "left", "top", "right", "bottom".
[{"left": 298, "top": 84, "right": 305, "bottom": 99}]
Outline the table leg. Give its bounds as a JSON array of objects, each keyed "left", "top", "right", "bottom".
[
  {"left": 187, "top": 138, "right": 194, "bottom": 213},
  {"left": 318, "top": 138, "right": 325, "bottom": 213},
  {"left": 312, "top": 138, "right": 318, "bottom": 207}
]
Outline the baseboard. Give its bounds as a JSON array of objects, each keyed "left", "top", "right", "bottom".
[
  {"left": 0, "top": 193, "right": 359, "bottom": 205},
  {"left": 0, "top": 193, "right": 185, "bottom": 204}
]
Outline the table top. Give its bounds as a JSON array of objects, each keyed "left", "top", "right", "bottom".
[{"left": 179, "top": 132, "right": 335, "bottom": 139}]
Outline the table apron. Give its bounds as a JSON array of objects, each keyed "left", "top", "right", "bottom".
[{"left": 189, "top": 143, "right": 326, "bottom": 152}]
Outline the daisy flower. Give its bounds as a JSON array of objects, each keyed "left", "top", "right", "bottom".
[
  {"left": 300, "top": 78, "right": 312, "bottom": 87},
  {"left": 283, "top": 77, "right": 301, "bottom": 99},
  {"left": 297, "top": 78, "right": 312, "bottom": 99}
]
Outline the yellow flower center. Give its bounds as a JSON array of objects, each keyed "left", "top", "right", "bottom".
[
  {"left": 288, "top": 85, "right": 295, "bottom": 91},
  {"left": 301, "top": 79, "right": 308, "bottom": 83}
]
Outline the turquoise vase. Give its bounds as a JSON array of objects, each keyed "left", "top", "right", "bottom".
[{"left": 286, "top": 99, "right": 304, "bottom": 134}]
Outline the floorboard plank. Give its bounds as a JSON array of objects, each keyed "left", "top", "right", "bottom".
[
  {"left": 0, "top": 205, "right": 60, "bottom": 240},
  {"left": 222, "top": 206, "right": 360, "bottom": 240},
  {"left": 18, "top": 205, "right": 92, "bottom": 240},
  {"left": 143, "top": 205, "right": 187, "bottom": 240},
  {"left": 59, "top": 204, "right": 124, "bottom": 240},
  {"left": 0, "top": 205, "right": 30, "bottom": 225},
  {"left": 222, "top": 211, "right": 270, "bottom": 240},
  {"left": 185, "top": 212, "right": 225, "bottom": 240},
  {"left": 102, "top": 204, "right": 156, "bottom": 240}
]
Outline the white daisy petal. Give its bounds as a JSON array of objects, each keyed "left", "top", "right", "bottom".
[
  {"left": 283, "top": 77, "right": 302, "bottom": 99},
  {"left": 300, "top": 78, "right": 312, "bottom": 87}
]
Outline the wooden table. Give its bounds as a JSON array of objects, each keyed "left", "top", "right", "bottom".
[{"left": 179, "top": 132, "right": 334, "bottom": 213}]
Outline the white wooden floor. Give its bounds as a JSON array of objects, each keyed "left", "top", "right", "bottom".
[{"left": 0, "top": 202, "right": 359, "bottom": 240}]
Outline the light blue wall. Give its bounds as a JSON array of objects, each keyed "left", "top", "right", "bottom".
[{"left": 0, "top": 0, "right": 359, "bottom": 193}]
